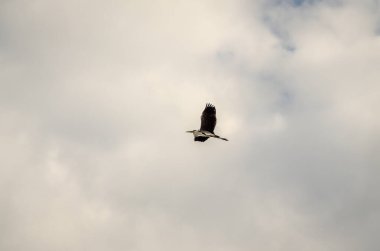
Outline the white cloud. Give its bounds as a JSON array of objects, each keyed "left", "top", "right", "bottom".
[{"left": 0, "top": 0, "right": 379, "bottom": 250}]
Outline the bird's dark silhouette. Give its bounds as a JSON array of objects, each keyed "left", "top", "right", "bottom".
[{"left": 187, "top": 103, "right": 228, "bottom": 142}]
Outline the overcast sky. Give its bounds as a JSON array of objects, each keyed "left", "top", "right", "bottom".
[{"left": 1, "top": 0, "right": 379, "bottom": 250}]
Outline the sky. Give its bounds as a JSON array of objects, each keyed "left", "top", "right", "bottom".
[{"left": 0, "top": 0, "right": 379, "bottom": 250}]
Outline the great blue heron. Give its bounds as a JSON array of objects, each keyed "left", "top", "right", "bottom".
[{"left": 187, "top": 103, "right": 228, "bottom": 142}]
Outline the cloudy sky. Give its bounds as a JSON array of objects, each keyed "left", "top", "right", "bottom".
[{"left": 1, "top": 0, "right": 379, "bottom": 250}]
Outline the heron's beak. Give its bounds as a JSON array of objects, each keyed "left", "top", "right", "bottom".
[{"left": 186, "top": 130, "right": 193, "bottom": 133}]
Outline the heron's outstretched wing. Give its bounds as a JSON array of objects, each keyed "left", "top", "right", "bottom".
[
  {"left": 194, "top": 136, "right": 209, "bottom": 142},
  {"left": 200, "top": 103, "right": 217, "bottom": 133}
]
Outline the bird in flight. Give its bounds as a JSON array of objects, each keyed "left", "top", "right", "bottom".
[{"left": 187, "top": 103, "right": 228, "bottom": 142}]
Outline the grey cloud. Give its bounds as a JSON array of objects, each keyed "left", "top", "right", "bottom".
[{"left": 1, "top": 0, "right": 379, "bottom": 250}]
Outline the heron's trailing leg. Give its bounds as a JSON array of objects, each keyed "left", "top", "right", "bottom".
[{"left": 212, "top": 134, "right": 228, "bottom": 141}]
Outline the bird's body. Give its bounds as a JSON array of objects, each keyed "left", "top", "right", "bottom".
[{"left": 187, "top": 103, "right": 228, "bottom": 142}]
